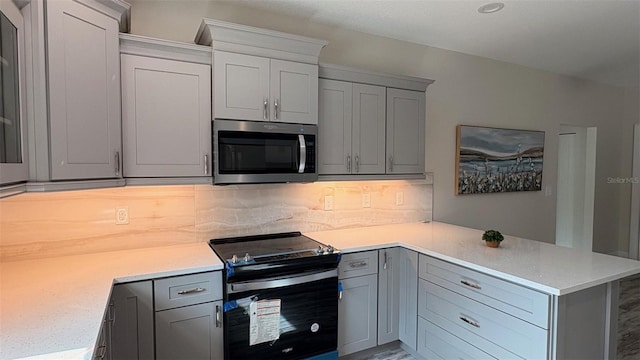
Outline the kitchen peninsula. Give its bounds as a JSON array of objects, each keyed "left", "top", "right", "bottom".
[{"left": 2, "top": 222, "right": 639, "bottom": 359}]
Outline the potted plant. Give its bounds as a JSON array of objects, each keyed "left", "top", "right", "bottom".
[{"left": 482, "top": 229, "right": 504, "bottom": 248}]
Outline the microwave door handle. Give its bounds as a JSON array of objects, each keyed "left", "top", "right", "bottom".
[{"left": 298, "top": 134, "right": 306, "bottom": 173}]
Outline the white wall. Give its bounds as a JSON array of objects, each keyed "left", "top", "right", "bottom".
[{"left": 127, "top": 0, "right": 635, "bottom": 253}]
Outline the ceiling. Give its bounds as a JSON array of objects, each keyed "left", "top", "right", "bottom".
[{"left": 227, "top": 0, "right": 640, "bottom": 88}]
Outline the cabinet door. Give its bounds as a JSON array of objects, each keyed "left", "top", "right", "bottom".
[
  {"left": 378, "top": 248, "right": 399, "bottom": 345},
  {"left": 270, "top": 59, "right": 318, "bottom": 124},
  {"left": 352, "top": 84, "right": 386, "bottom": 174},
  {"left": 155, "top": 300, "right": 223, "bottom": 360},
  {"left": 318, "top": 79, "right": 352, "bottom": 174},
  {"left": 398, "top": 248, "right": 419, "bottom": 350},
  {"left": 111, "top": 281, "right": 154, "bottom": 360},
  {"left": 386, "top": 88, "right": 425, "bottom": 174},
  {"left": 213, "top": 51, "right": 269, "bottom": 121},
  {"left": 121, "top": 54, "right": 211, "bottom": 177},
  {"left": 0, "top": 1, "right": 28, "bottom": 184},
  {"left": 338, "top": 274, "right": 378, "bottom": 356},
  {"left": 47, "top": 0, "right": 121, "bottom": 180}
]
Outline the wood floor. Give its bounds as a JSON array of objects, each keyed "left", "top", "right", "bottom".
[{"left": 344, "top": 274, "right": 639, "bottom": 360}]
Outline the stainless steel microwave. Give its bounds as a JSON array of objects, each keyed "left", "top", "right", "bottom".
[{"left": 212, "top": 119, "right": 318, "bottom": 184}]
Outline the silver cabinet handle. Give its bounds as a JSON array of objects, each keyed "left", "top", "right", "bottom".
[
  {"left": 460, "top": 280, "right": 481, "bottom": 290},
  {"left": 383, "top": 251, "right": 388, "bottom": 270},
  {"left": 355, "top": 154, "right": 360, "bottom": 173},
  {"left": 349, "top": 261, "right": 367, "bottom": 268},
  {"left": 204, "top": 154, "right": 209, "bottom": 175},
  {"left": 459, "top": 316, "right": 480, "bottom": 328},
  {"left": 115, "top": 151, "right": 120, "bottom": 175},
  {"left": 339, "top": 289, "right": 343, "bottom": 301},
  {"left": 177, "top": 287, "right": 205, "bottom": 295},
  {"left": 263, "top": 98, "right": 268, "bottom": 120},
  {"left": 347, "top": 155, "right": 351, "bottom": 172},
  {"left": 215, "top": 304, "right": 222, "bottom": 328},
  {"left": 274, "top": 98, "right": 279, "bottom": 120},
  {"left": 298, "top": 135, "right": 306, "bottom": 173},
  {"left": 389, "top": 156, "right": 393, "bottom": 171}
]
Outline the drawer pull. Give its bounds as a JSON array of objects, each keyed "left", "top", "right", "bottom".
[
  {"left": 349, "top": 261, "right": 368, "bottom": 268},
  {"left": 459, "top": 316, "right": 480, "bottom": 328},
  {"left": 460, "top": 280, "right": 481, "bottom": 290},
  {"left": 177, "top": 287, "right": 205, "bottom": 295}
]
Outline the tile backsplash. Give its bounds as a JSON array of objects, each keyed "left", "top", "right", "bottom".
[{"left": 0, "top": 178, "right": 432, "bottom": 262}]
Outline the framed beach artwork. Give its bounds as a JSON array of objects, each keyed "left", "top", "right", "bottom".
[{"left": 456, "top": 125, "right": 545, "bottom": 195}]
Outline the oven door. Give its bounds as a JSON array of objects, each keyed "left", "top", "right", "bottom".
[{"left": 224, "top": 269, "right": 338, "bottom": 360}]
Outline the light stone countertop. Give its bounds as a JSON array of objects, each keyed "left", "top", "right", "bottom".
[
  {"left": 306, "top": 221, "right": 640, "bottom": 296},
  {"left": 3, "top": 221, "right": 640, "bottom": 359},
  {"left": 0, "top": 242, "right": 223, "bottom": 360}
]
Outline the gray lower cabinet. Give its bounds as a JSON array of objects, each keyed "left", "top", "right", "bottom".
[
  {"left": 120, "top": 50, "right": 212, "bottom": 177},
  {"left": 110, "top": 281, "right": 154, "bottom": 360},
  {"left": 397, "top": 248, "right": 418, "bottom": 350},
  {"left": 378, "top": 247, "right": 419, "bottom": 349},
  {"left": 338, "top": 251, "right": 379, "bottom": 356},
  {"left": 377, "top": 248, "right": 399, "bottom": 345},
  {"left": 46, "top": 0, "right": 122, "bottom": 180},
  {"left": 386, "top": 88, "right": 425, "bottom": 175},
  {"left": 154, "top": 271, "right": 223, "bottom": 360},
  {"left": 155, "top": 300, "right": 223, "bottom": 360}
]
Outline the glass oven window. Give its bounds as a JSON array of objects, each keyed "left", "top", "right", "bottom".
[{"left": 218, "top": 131, "right": 301, "bottom": 174}]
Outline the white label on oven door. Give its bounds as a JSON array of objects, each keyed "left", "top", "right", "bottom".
[{"left": 249, "top": 299, "right": 281, "bottom": 346}]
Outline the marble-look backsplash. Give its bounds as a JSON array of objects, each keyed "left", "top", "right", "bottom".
[{"left": 0, "top": 178, "right": 432, "bottom": 262}]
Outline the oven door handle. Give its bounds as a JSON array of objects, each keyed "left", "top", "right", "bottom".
[{"left": 228, "top": 268, "right": 337, "bottom": 294}]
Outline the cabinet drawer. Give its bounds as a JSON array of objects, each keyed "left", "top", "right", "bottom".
[
  {"left": 154, "top": 272, "right": 222, "bottom": 311},
  {"left": 419, "top": 255, "right": 550, "bottom": 328},
  {"left": 417, "top": 317, "right": 496, "bottom": 360},
  {"left": 339, "top": 251, "right": 378, "bottom": 279},
  {"left": 418, "top": 279, "right": 548, "bottom": 359}
]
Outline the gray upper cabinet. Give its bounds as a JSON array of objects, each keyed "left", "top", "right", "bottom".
[
  {"left": 121, "top": 47, "right": 211, "bottom": 177},
  {"left": 196, "top": 19, "right": 326, "bottom": 125},
  {"left": 46, "top": 0, "right": 122, "bottom": 180},
  {"left": 0, "top": 0, "right": 28, "bottom": 185},
  {"left": 353, "top": 84, "right": 386, "bottom": 174},
  {"left": 386, "top": 88, "right": 425, "bottom": 174},
  {"left": 318, "top": 80, "right": 385, "bottom": 175},
  {"left": 214, "top": 51, "right": 318, "bottom": 124},
  {"left": 318, "top": 64, "right": 433, "bottom": 179},
  {"left": 214, "top": 51, "right": 269, "bottom": 122},
  {"left": 318, "top": 79, "right": 352, "bottom": 174},
  {"left": 270, "top": 59, "right": 318, "bottom": 124}
]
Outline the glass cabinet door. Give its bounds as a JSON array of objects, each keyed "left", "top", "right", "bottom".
[{"left": 0, "top": 1, "right": 27, "bottom": 185}]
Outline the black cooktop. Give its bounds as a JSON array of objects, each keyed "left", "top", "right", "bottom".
[{"left": 209, "top": 232, "right": 340, "bottom": 281}]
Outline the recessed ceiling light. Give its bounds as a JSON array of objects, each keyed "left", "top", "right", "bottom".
[{"left": 478, "top": 2, "right": 505, "bottom": 14}]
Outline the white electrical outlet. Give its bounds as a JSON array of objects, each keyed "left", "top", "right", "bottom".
[
  {"left": 324, "top": 196, "right": 334, "bottom": 211},
  {"left": 545, "top": 186, "right": 553, "bottom": 197},
  {"left": 115, "top": 206, "right": 129, "bottom": 225},
  {"left": 362, "top": 193, "right": 371, "bottom": 208},
  {"left": 395, "top": 192, "right": 404, "bottom": 206}
]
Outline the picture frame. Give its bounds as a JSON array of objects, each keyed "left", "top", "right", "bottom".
[{"left": 456, "top": 125, "right": 545, "bottom": 195}]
